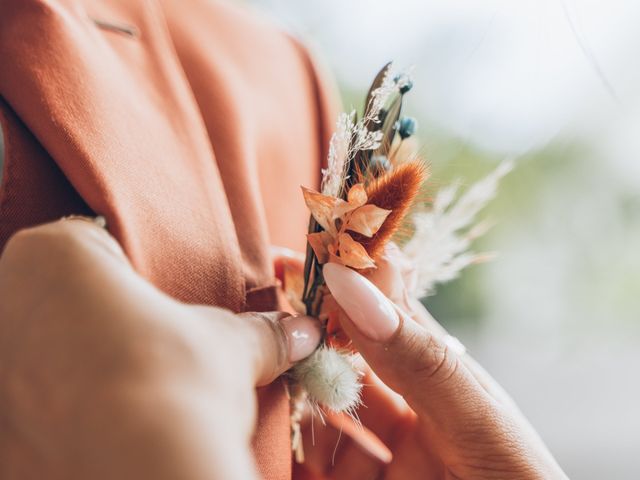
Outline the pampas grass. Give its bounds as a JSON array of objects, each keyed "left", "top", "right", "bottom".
[{"left": 402, "top": 159, "right": 514, "bottom": 298}]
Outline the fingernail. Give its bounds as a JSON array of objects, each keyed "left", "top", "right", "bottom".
[
  {"left": 280, "top": 315, "right": 322, "bottom": 362},
  {"left": 323, "top": 263, "right": 399, "bottom": 342}
]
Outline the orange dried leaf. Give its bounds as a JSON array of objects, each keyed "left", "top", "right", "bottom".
[
  {"left": 345, "top": 204, "right": 391, "bottom": 237},
  {"left": 307, "top": 231, "right": 333, "bottom": 264},
  {"left": 326, "top": 242, "right": 344, "bottom": 265},
  {"left": 301, "top": 186, "right": 338, "bottom": 234},
  {"left": 282, "top": 262, "right": 306, "bottom": 314},
  {"left": 333, "top": 183, "right": 368, "bottom": 218},
  {"left": 337, "top": 232, "right": 376, "bottom": 269},
  {"left": 328, "top": 252, "right": 344, "bottom": 265},
  {"left": 347, "top": 183, "right": 368, "bottom": 206}
]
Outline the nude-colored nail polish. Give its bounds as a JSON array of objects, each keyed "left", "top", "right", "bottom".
[
  {"left": 323, "top": 263, "right": 399, "bottom": 342},
  {"left": 280, "top": 315, "right": 322, "bottom": 362}
]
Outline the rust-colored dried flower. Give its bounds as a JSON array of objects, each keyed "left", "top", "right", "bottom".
[{"left": 356, "top": 160, "right": 428, "bottom": 259}]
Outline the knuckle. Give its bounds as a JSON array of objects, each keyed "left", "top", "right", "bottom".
[
  {"left": 2, "top": 220, "right": 124, "bottom": 273},
  {"left": 236, "top": 311, "right": 290, "bottom": 384},
  {"left": 407, "top": 331, "right": 461, "bottom": 385},
  {"left": 3, "top": 227, "right": 46, "bottom": 260},
  {"left": 2, "top": 227, "right": 61, "bottom": 274},
  {"left": 4, "top": 222, "right": 83, "bottom": 262},
  {"left": 264, "top": 314, "right": 290, "bottom": 377},
  {"left": 136, "top": 306, "right": 235, "bottom": 383}
]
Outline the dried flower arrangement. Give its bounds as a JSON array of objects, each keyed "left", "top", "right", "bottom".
[{"left": 284, "top": 63, "right": 512, "bottom": 461}]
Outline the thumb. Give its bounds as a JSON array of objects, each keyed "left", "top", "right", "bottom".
[
  {"left": 323, "top": 263, "right": 494, "bottom": 431},
  {"left": 236, "top": 312, "right": 322, "bottom": 386}
]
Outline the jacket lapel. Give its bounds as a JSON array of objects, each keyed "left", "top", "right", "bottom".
[{"left": 0, "top": 0, "right": 245, "bottom": 310}]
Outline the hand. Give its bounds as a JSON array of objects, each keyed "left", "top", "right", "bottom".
[
  {"left": 0, "top": 219, "right": 321, "bottom": 480},
  {"left": 295, "top": 247, "right": 567, "bottom": 479}
]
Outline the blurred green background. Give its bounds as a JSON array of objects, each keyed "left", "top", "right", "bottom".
[{"left": 250, "top": 0, "right": 640, "bottom": 478}]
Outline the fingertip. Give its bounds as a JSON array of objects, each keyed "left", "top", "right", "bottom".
[
  {"left": 280, "top": 315, "right": 322, "bottom": 363},
  {"left": 322, "top": 262, "right": 357, "bottom": 300},
  {"left": 323, "top": 262, "right": 399, "bottom": 342},
  {"left": 321, "top": 261, "right": 342, "bottom": 285}
]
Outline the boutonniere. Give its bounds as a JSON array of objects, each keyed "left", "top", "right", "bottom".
[{"left": 286, "top": 63, "right": 512, "bottom": 462}]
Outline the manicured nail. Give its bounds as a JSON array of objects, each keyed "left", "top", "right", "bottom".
[
  {"left": 280, "top": 315, "right": 322, "bottom": 362},
  {"left": 323, "top": 263, "right": 399, "bottom": 342}
]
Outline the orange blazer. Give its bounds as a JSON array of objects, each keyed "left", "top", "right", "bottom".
[{"left": 0, "top": 0, "right": 338, "bottom": 477}]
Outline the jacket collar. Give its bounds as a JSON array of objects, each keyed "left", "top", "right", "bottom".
[{"left": 0, "top": 0, "right": 245, "bottom": 309}]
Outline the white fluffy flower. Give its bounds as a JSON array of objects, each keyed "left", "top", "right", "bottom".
[{"left": 290, "top": 346, "right": 362, "bottom": 414}]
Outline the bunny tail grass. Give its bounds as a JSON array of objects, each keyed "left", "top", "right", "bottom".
[{"left": 290, "top": 346, "right": 362, "bottom": 414}]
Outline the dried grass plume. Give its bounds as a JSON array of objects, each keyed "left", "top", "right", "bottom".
[{"left": 357, "top": 160, "right": 428, "bottom": 259}]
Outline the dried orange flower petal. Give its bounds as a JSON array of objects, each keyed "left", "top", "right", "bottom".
[
  {"left": 345, "top": 204, "right": 391, "bottom": 237},
  {"left": 327, "top": 243, "right": 343, "bottom": 265},
  {"left": 282, "top": 261, "right": 307, "bottom": 314},
  {"left": 347, "top": 183, "right": 368, "bottom": 206},
  {"left": 307, "top": 231, "right": 334, "bottom": 264},
  {"left": 301, "top": 186, "right": 339, "bottom": 235},
  {"left": 328, "top": 252, "right": 344, "bottom": 265},
  {"left": 333, "top": 183, "right": 368, "bottom": 218},
  {"left": 337, "top": 232, "right": 376, "bottom": 269}
]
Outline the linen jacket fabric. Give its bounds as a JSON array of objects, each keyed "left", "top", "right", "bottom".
[{"left": 0, "top": 0, "right": 338, "bottom": 477}]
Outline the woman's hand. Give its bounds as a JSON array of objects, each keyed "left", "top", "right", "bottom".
[
  {"left": 0, "top": 219, "right": 321, "bottom": 480},
  {"left": 295, "top": 247, "right": 567, "bottom": 480}
]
